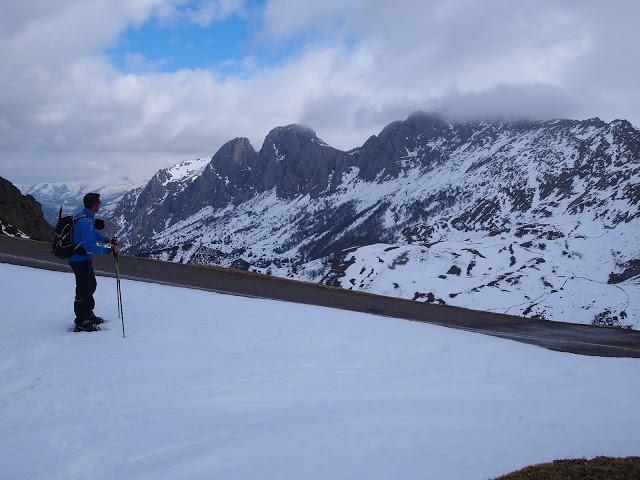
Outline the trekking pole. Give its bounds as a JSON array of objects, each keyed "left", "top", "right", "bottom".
[{"left": 113, "top": 253, "right": 126, "bottom": 338}]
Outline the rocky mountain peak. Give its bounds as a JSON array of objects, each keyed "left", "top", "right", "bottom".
[
  {"left": 261, "top": 124, "right": 319, "bottom": 152},
  {"left": 258, "top": 124, "right": 345, "bottom": 197},
  {"left": 582, "top": 117, "right": 607, "bottom": 128},
  {"left": 611, "top": 119, "right": 634, "bottom": 130},
  {"left": 356, "top": 112, "right": 456, "bottom": 181},
  {"left": 209, "top": 137, "right": 257, "bottom": 173},
  {"left": 406, "top": 110, "right": 450, "bottom": 129}
]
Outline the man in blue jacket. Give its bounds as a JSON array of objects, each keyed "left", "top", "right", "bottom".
[{"left": 69, "top": 192, "right": 120, "bottom": 332}]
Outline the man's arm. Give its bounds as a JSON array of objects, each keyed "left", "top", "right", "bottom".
[
  {"left": 77, "top": 219, "right": 111, "bottom": 255},
  {"left": 96, "top": 231, "right": 109, "bottom": 243}
]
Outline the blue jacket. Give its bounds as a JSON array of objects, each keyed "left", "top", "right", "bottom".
[{"left": 68, "top": 208, "right": 111, "bottom": 262}]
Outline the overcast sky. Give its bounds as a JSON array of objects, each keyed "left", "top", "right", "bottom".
[{"left": 1, "top": 0, "right": 639, "bottom": 184}]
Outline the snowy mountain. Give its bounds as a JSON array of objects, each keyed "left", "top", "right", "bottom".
[
  {"left": 0, "top": 176, "right": 53, "bottom": 241},
  {"left": 20, "top": 176, "right": 142, "bottom": 223},
  {"left": 112, "top": 156, "right": 211, "bottom": 239},
  {"left": 112, "top": 113, "right": 640, "bottom": 328},
  {"left": 2, "top": 263, "right": 639, "bottom": 479}
]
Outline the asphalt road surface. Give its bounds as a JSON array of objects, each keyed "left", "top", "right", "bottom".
[{"left": 2, "top": 235, "right": 640, "bottom": 358}]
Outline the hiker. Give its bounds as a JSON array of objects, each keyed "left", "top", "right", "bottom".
[{"left": 69, "top": 192, "right": 120, "bottom": 332}]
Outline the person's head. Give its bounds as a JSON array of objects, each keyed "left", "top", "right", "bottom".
[{"left": 83, "top": 192, "right": 101, "bottom": 212}]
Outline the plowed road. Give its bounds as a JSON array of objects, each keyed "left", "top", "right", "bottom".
[{"left": 2, "top": 235, "right": 639, "bottom": 358}]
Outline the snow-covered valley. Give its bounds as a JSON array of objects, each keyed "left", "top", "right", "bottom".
[{"left": 1, "top": 263, "right": 639, "bottom": 480}]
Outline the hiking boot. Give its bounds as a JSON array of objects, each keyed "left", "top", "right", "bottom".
[
  {"left": 73, "top": 319, "right": 101, "bottom": 332},
  {"left": 88, "top": 315, "right": 104, "bottom": 325}
]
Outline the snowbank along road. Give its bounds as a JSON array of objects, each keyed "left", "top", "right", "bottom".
[{"left": 1, "top": 235, "right": 640, "bottom": 358}]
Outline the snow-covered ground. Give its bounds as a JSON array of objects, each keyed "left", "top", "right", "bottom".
[
  {"left": 333, "top": 227, "right": 640, "bottom": 329},
  {"left": 1, "top": 263, "right": 639, "bottom": 480}
]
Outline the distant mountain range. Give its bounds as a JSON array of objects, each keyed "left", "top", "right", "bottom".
[
  {"left": 19, "top": 176, "right": 141, "bottom": 224},
  {"left": 19, "top": 112, "right": 640, "bottom": 328}
]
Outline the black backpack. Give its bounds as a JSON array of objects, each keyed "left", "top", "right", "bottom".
[{"left": 52, "top": 207, "right": 87, "bottom": 258}]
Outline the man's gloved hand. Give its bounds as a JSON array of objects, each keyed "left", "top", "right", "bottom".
[
  {"left": 109, "top": 237, "right": 120, "bottom": 256},
  {"left": 94, "top": 218, "right": 105, "bottom": 230}
]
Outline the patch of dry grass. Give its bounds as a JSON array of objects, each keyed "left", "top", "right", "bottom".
[{"left": 494, "top": 456, "right": 640, "bottom": 480}]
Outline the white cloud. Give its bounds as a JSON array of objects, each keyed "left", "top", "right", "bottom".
[{"left": 1, "top": 0, "right": 639, "bottom": 184}]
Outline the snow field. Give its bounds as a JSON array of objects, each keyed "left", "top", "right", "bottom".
[
  {"left": 1, "top": 263, "right": 639, "bottom": 480},
  {"left": 339, "top": 231, "right": 640, "bottom": 328}
]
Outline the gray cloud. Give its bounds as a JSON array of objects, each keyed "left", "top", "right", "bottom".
[
  {"left": 434, "top": 84, "right": 581, "bottom": 122},
  {"left": 1, "top": 0, "right": 639, "bottom": 185}
]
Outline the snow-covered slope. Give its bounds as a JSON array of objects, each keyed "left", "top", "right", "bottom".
[
  {"left": 112, "top": 113, "right": 640, "bottom": 328},
  {"left": 329, "top": 230, "right": 640, "bottom": 328},
  {"left": 1, "top": 263, "right": 639, "bottom": 480},
  {"left": 20, "top": 176, "right": 143, "bottom": 222}
]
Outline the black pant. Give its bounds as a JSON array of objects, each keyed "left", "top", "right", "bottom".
[{"left": 70, "top": 260, "right": 97, "bottom": 322}]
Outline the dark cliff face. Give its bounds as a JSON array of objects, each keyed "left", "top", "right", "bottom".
[
  {"left": 188, "top": 137, "right": 259, "bottom": 209},
  {"left": 257, "top": 125, "right": 350, "bottom": 197},
  {"left": 0, "top": 176, "right": 53, "bottom": 241},
  {"left": 354, "top": 112, "right": 456, "bottom": 181}
]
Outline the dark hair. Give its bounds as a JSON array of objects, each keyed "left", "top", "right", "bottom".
[{"left": 83, "top": 192, "right": 101, "bottom": 209}]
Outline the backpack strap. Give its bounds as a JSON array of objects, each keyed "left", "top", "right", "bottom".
[{"left": 72, "top": 214, "right": 90, "bottom": 254}]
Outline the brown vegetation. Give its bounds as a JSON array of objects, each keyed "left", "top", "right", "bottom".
[{"left": 494, "top": 456, "right": 640, "bottom": 480}]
